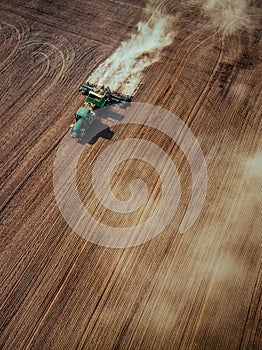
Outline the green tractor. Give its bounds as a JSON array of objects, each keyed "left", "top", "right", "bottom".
[
  {"left": 70, "top": 82, "right": 132, "bottom": 139},
  {"left": 70, "top": 106, "right": 95, "bottom": 138}
]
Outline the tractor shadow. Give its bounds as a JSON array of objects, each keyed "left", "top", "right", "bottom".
[
  {"left": 77, "top": 120, "right": 114, "bottom": 145},
  {"left": 96, "top": 106, "right": 126, "bottom": 121}
]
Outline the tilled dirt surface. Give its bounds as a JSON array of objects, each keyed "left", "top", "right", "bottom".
[{"left": 0, "top": 1, "right": 261, "bottom": 349}]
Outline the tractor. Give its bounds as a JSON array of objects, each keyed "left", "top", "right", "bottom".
[{"left": 70, "top": 82, "right": 132, "bottom": 138}]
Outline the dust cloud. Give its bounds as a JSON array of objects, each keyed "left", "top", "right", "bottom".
[
  {"left": 245, "top": 152, "right": 262, "bottom": 179},
  {"left": 190, "top": 0, "right": 251, "bottom": 33},
  {"left": 89, "top": 3, "right": 176, "bottom": 95}
]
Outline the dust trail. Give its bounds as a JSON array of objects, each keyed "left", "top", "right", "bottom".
[
  {"left": 89, "top": 4, "right": 176, "bottom": 95},
  {"left": 190, "top": 0, "right": 251, "bottom": 33}
]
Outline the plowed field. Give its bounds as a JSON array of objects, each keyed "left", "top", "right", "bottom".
[{"left": 0, "top": 1, "right": 261, "bottom": 349}]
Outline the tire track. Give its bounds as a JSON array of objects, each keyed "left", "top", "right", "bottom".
[{"left": 0, "top": 11, "right": 30, "bottom": 72}]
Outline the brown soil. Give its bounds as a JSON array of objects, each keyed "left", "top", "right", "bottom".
[{"left": 0, "top": 1, "right": 261, "bottom": 349}]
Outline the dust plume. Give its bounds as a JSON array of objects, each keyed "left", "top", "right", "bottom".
[
  {"left": 190, "top": 0, "right": 251, "bottom": 33},
  {"left": 89, "top": 4, "right": 176, "bottom": 95},
  {"left": 245, "top": 152, "right": 262, "bottom": 179}
]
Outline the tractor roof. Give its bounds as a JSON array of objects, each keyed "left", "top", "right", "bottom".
[{"left": 76, "top": 107, "right": 90, "bottom": 117}]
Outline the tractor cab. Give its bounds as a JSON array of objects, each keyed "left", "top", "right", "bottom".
[
  {"left": 75, "top": 106, "right": 90, "bottom": 121},
  {"left": 71, "top": 106, "right": 95, "bottom": 138}
]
